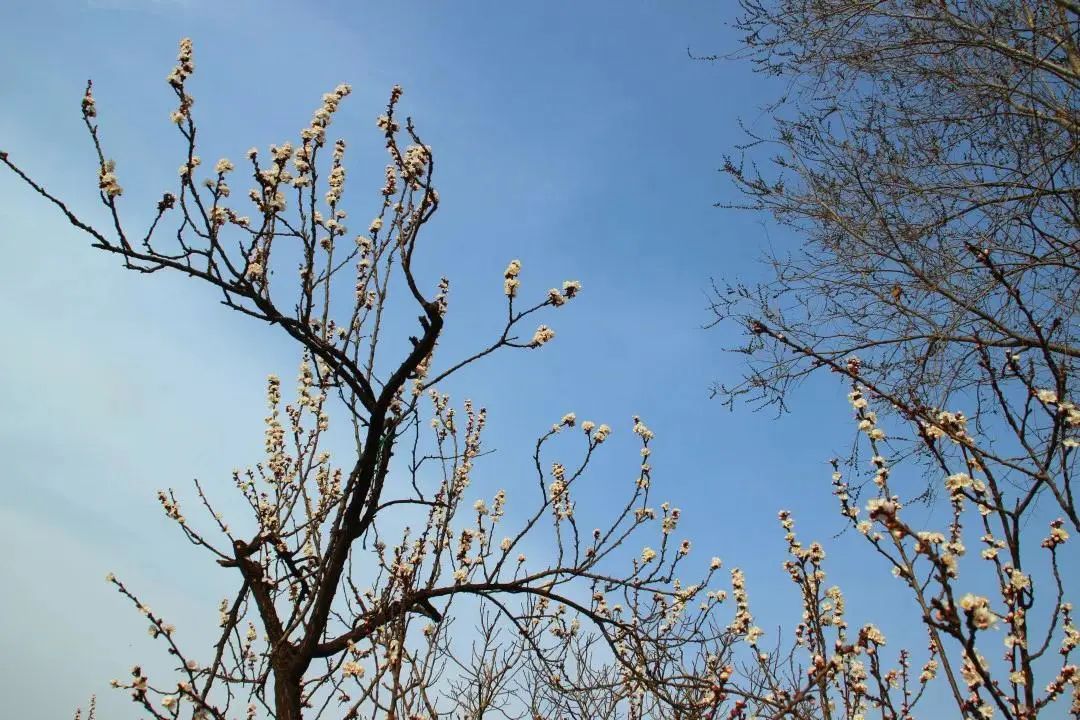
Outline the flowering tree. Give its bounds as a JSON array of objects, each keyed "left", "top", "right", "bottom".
[
  {"left": 702, "top": 378, "right": 1079, "bottom": 719},
  {"left": 5, "top": 22, "right": 1078, "bottom": 720},
  {"left": 1, "top": 39, "right": 732, "bottom": 720},
  {"left": 697, "top": 1, "right": 1080, "bottom": 718}
]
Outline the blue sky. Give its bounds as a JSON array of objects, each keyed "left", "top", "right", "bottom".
[{"left": 0, "top": 1, "right": 956, "bottom": 716}]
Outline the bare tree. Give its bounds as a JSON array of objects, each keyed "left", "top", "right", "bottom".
[
  {"left": 711, "top": 0, "right": 1078, "bottom": 429},
  {"left": 2, "top": 39, "right": 733, "bottom": 720}
]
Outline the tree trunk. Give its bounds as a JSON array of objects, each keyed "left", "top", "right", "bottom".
[{"left": 273, "top": 668, "right": 303, "bottom": 720}]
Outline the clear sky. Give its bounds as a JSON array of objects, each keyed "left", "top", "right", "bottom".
[{"left": 0, "top": 1, "right": 954, "bottom": 717}]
